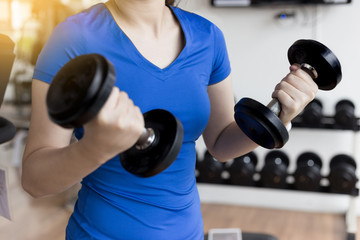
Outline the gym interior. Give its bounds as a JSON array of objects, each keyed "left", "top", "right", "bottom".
[{"left": 0, "top": 0, "right": 359, "bottom": 239}]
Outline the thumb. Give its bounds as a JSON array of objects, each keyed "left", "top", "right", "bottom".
[{"left": 289, "top": 64, "right": 301, "bottom": 72}]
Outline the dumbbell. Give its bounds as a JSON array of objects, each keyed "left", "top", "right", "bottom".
[
  {"left": 46, "top": 54, "right": 184, "bottom": 177},
  {"left": 260, "top": 150, "right": 289, "bottom": 189},
  {"left": 328, "top": 154, "right": 358, "bottom": 195},
  {"left": 294, "top": 152, "right": 323, "bottom": 192},
  {"left": 197, "top": 150, "right": 224, "bottom": 184},
  {"left": 0, "top": 34, "right": 17, "bottom": 144},
  {"left": 234, "top": 39, "right": 342, "bottom": 149},
  {"left": 301, "top": 98, "right": 323, "bottom": 126},
  {"left": 334, "top": 99, "right": 356, "bottom": 129},
  {"left": 228, "top": 151, "right": 258, "bottom": 186}
]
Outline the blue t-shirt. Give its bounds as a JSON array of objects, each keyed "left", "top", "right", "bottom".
[{"left": 34, "top": 4, "right": 231, "bottom": 240}]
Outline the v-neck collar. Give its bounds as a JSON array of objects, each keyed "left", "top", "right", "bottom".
[{"left": 103, "top": 4, "right": 189, "bottom": 80}]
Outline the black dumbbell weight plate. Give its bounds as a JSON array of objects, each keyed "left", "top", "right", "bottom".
[
  {"left": 329, "top": 154, "right": 357, "bottom": 194},
  {"left": 235, "top": 98, "right": 289, "bottom": 149},
  {"left": 330, "top": 154, "right": 356, "bottom": 170},
  {"left": 46, "top": 54, "right": 115, "bottom": 128},
  {"left": 294, "top": 152, "right": 322, "bottom": 191},
  {"left": 229, "top": 151, "right": 258, "bottom": 186},
  {"left": 335, "top": 99, "right": 356, "bottom": 128},
  {"left": 288, "top": 39, "right": 342, "bottom": 90},
  {"left": 198, "top": 151, "right": 225, "bottom": 183},
  {"left": 296, "top": 152, "right": 323, "bottom": 168},
  {"left": 264, "top": 150, "right": 290, "bottom": 168},
  {"left": 0, "top": 117, "right": 16, "bottom": 144},
  {"left": 119, "top": 109, "right": 184, "bottom": 177},
  {"left": 301, "top": 98, "right": 323, "bottom": 125},
  {"left": 261, "top": 150, "right": 290, "bottom": 188}
]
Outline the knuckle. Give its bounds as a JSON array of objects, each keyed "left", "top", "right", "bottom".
[
  {"left": 127, "top": 98, "right": 135, "bottom": 107},
  {"left": 288, "top": 102, "right": 297, "bottom": 113},
  {"left": 95, "top": 113, "right": 109, "bottom": 126},
  {"left": 278, "top": 81, "right": 287, "bottom": 89},
  {"left": 277, "top": 89, "right": 286, "bottom": 98},
  {"left": 299, "top": 97, "right": 308, "bottom": 108},
  {"left": 134, "top": 106, "right": 142, "bottom": 115},
  {"left": 309, "top": 91, "right": 316, "bottom": 101},
  {"left": 285, "top": 72, "right": 296, "bottom": 82},
  {"left": 119, "top": 91, "right": 129, "bottom": 98},
  {"left": 111, "top": 87, "right": 120, "bottom": 97},
  {"left": 304, "top": 89, "right": 316, "bottom": 102},
  {"left": 116, "top": 117, "right": 129, "bottom": 130},
  {"left": 116, "top": 91, "right": 128, "bottom": 103}
]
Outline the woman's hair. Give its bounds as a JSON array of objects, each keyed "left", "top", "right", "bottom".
[{"left": 165, "top": 0, "right": 176, "bottom": 6}]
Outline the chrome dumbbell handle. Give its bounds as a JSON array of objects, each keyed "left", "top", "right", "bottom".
[{"left": 136, "top": 128, "right": 156, "bottom": 150}]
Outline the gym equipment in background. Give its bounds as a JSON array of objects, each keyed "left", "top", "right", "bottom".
[
  {"left": 234, "top": 39, "right": 342, "bottom": 149},
  {"left": 206, "top": 228, "right": 278, "bottom": 240},
  {"left": 228, "top": 151, "right": 258, "bottom": 186},
  {"left": 334, "top": 99, "right": 356, "bottom": 129},
  {"left": 328, "top": 154, "right": 358, "bottom": 195},
  {"left": 197, "top": 150, "right": 225, "bottom": 184},
  {"left": 195, "top": 151, "right": 200, "bottom": 182},
  {"left": 0, "top": 34, "right": 17, "bottom": 144},
  {"left": 300, "top": 98, "right": 323, "bottom": 127},
  {"left": 292, "top": 98, "right": 359, "bottom": 131},
  {"left": 46, "top": 54, "right": 184, "bottom": 177},
  {"left": 293, "top": 152, "right": 323, "bottom": 192},
  {"left": 211, "top": 0, "right": 352, "bottom": 7},
  {"left": 260, "top": 150, "right": 289, "bottom": 189}
]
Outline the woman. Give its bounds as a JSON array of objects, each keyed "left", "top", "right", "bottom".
[{"left": 21, "top": 0, "right": 318, "bottom": 239}]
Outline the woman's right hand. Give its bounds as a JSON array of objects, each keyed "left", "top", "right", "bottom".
[{"left": 81, "top": 87, "right": 145, "bottom": 164}]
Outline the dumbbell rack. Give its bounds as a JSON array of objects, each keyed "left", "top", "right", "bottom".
[
  {"left": 197, "top": 112, "right": 360, "bottom": 240},
  {"left": 292, "top": 114, "right": 360, "bottom": 131},
  {"left": 292, "top": 113, "right": 360, "bottom": 240}
]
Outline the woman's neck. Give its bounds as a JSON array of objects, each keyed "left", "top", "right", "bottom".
[
  {"left": 104, "top": 0, "right": 184, "bottom": 69},
  {"left": 108, "top": 0, "right": 170, "bottom": 37}
]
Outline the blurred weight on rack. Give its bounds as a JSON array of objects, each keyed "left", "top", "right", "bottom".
[
  {"left": 328, "top": 154, "right": 358, "bottom": 195},
  {"left": 260, "top": 150, "right": 290, "bottom": 189},
  {"left": 0, "top": 34, "right": 17, "bottom": 144},
  {"left": 228, "top": 151, "right": 258, "bottom": 186},
  {"left": 294, "top": 152, "right": 323, "bottom": 191},
  {"left": 195, "top": 151, "right": 201, "bottom": 182},
  {"left": 334, "top": 99, "right": 356, "bottom": 129},
  {"left": 196, "top": 150, "right": 224, "bottom": 184},
  {"left": 0, "top": 34, "right": 15, "bottom": 103},
  {"left": 301, "top": 98, "right": 323, "bottom": 126}
]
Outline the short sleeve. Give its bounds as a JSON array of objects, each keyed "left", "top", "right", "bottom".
[
  {"left": 33, "top": 20, "right": 86, "bottom": 84},
  {"left": 209, "top": 25, "right": 231, "bottom": 85}
]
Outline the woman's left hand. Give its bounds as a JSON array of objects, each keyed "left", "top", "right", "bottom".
[{"left": 272, "top": 64, "right": 319, "bottom": 125}]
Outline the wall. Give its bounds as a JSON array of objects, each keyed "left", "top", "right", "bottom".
[{"left": 177, "top": 0, "right": 360, "bottom": 214}]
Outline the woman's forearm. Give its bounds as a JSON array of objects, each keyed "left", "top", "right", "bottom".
[
  {"left": 21, "top": 139, "right": 105, "bottom": 198},
  {"left": 204, "top": 121, "right": 258, "bottom": 162}
]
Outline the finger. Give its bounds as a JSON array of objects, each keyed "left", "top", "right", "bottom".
[
  {"left": 282, "top": 71, "right": 318, "bottom": 97},
  {"left": 115, "top": 91, "right": 131, "bottom": 109},
  {"left": 109, "top": 91, "right": 130, "bottom": 124},
  {"left": 289, "top": 64, "right": 301, "bottom": 71},
  {"left": 131, "top": 106, "right": 145, "bottom": 132},
  {"left": 272, "top": 88, "right": 302, "bottom": 124},
  {"left": 103, "top": 87, "right": 121, "bottom": 110},
  {"left": 114, "top": 92, "right": 144, "bottom": 131},
  {"left": 273, "top": 78, "right": 317, "bottom": 122},
  {"left": 272, "top": 81, "right": 299, "bottom": 102}
]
